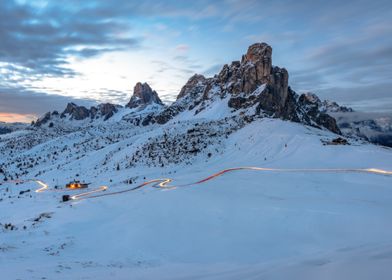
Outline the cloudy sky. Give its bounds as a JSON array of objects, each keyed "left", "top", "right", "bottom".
[{"left": 0, "top": 0, "right": 391, "bottom": 122}]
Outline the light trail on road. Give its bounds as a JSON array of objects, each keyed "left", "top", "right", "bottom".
[
  {"left": 70, "top": 186, "right": 108, "bottom": 200},
  {"left": 2, "top": 167, "right": 390, "bottom": 201},
  {"left": 34, "top": 180, "right": 49, "bottom": 193},
  {"left": 69, "top": 167, "right": 392, "bottom": 201},
  {"left": 0, "top": 179, "right": 109, "bottom": 198},
  {"left": 2, "top": 179, "right": 50, "bottom": 192}
]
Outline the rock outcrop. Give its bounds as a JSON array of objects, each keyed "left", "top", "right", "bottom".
[
  {"left": 301, "top": 93, "right": 353, "bottom": 113},
  {"left": 34, "top": 112, "right": 53, "bottom": 127},
  {"left": 156, "top": 42, "right": 341, "bottom": 134},
  {"left": 126, "top": 82, "right": 163, "bottom": 108},
  {"left": 177, "top": 74, "right": 207, "bottom": 100},
  {"left": 35, "top": 102, "right": 120, "bottom": 126},
  {"left": 61, "top": 103, "right": 90, "bottom": 120},
  {"left": 90, "top": 103, "right": 120, "bottom": 121},
  {"left": 297, "top": 94, "right": 341, "bottom": 134}
]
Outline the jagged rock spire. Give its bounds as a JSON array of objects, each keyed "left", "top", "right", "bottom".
[
  {"left": 170, "top": 42, "right": 340, "bottom": 134},
  {"left": 126, "top": 82, "right": 163, "bottom": 108}
]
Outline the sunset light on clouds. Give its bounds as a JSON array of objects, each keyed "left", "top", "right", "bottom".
[{"left": 0, "top": 113, "right": 36, "bottom": 123}]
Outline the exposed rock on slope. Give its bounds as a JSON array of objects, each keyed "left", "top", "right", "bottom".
[
  {"left": 90, "top": 103, "right": 120, "bottom": 120},
  {"left": 154, "top": 43, "right": 340, "bottom": 134},
  {"left": 61, "top": 102, "right": 120, "bottom": 121},
  {"left": 297, "top": 94, "right": 341, "bottom": 134},
  {"left": 34, "top": 103, "right": 120, "bottom": 127},
  {"left": 61, "top": 103, "right": 90, "bottom": 120},
  {"left": 32, "top": 43, "right": 340, "bottom": 134},
  {"left": 301, "top": 93, "right": 353, "bottom": 113},
  {"left": 126, "top": 82, "right": 163, "bottom": 108},
  {"left": 33, "top": 82, "right": 163, "bottom": 127}
]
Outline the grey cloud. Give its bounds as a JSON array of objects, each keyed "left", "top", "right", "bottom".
[
  {"left": 0, "top": 1, "right": 141, "bottom": 79},
  {"left": 151, "top": 59, "right": 197, "bottom": 76},
  {"left": 82, "top": 88, "right": 130, "bottom": 105},
  {"left": 0, "top": 85, "right": 97, "bottom": 117},
  {"left": 314, "top": 83, "right": 392, "bottom": 112},
  {"left": 316, "top": 83, "right": 392, "bottom": 102}
]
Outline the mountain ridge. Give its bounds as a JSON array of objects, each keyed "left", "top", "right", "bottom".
[{"left": 32, "top": 42, "right": 341, "bottom": 135}]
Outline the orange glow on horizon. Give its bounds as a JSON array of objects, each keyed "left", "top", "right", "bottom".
[{"left": 0, "top": 112, "right": 36, "bottom": 123}]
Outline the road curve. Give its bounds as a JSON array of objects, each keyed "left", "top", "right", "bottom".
[
  {"left": 1, "top": 179, "right": 108, "bottom": 197},
  {"left": 2, "top": 179, "right": 50, "bottom": 193},
  {"left": 70, "top": 167, "right": 392, "bottom": 201}
]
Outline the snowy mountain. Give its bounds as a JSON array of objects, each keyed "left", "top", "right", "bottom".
[
  {"left": 332, "top": 112, "right": 392, "bottom": 147},
  {"left": 297, "top": 93, "right": 392, "bottom": 147},
  {"left": 149, "top": 43, "right": 340, "bottom": 134},
  {"left": 1, "top": 43, "right": 392, "bottom": 279},
  {"left": 300, "top": 92, "right": 354, "bottom": 113}
]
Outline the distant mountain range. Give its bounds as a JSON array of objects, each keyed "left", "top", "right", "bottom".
[{"left": 0, "top": 121, "right": 28, "bottom": 135}]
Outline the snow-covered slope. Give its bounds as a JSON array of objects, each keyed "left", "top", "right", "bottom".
[{"left": 1, "top": 117, "right": 392, "bottom": 279}]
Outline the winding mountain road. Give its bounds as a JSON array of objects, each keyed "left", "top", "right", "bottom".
[
  {"left": 70, "top": 167, "right": 392, "bottom": 201},
  {"left": 2, "top": 167, "right": 391, "bottom": 201}
]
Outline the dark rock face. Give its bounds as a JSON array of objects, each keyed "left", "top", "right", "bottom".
[
  {"left": 331, "top": 137, "right": 349, "bottom": 145},
  {"left": 223, "top": 44, "right": 292, "bottom": 122},
  {"left": 241, "top": 43, "right": 273, "bottom": 94},
  {"left": 90, "top": 103, "right": 119, "bottom": 121},
  {"left": 169, "top": 42, "right": 340, "bottom": 134},
  {"left": 177, "top": 74, "right": 207, "bottom": 100},
  {"left": 35, "top": 102, "right": 120, "bottom": 127},
  {"left": 297, "top": 94, "right": 341, "bottom": 134},
  {"left": 301, "top": 93, "right": 353, "bottom": 113},
  {"left": 34, "top": 112, "right": 53, "bottom": 126},
  {"left": 126, "top": 82, "right": 163, "bottom": 108},
  {"left": 61, "top": 103, "right": 90, "bottom": 120}
]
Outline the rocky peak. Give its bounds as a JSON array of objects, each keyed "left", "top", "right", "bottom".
[
  {"left": 126, "top": 82, "right": 163, "bottom": 108},
  {"left": 215, "top": 43, "right": 288, "bottom": 99},
  {"left": 242, "top": 43, "right": 272, "bottom": 64},
  {"left": 302, "top": 92, "right": 321, "bottom": 103},
  {"left": 321, "top": 100, "right": 353, "bottom": 113},
  {"left": 242, "top": 42, "right": 273, "bottom": 85},
  {"left": 90, "top": 103, "right": 120, "bottom": 121},
  {"left": 61, "top": 103, "right": 90, "bottom": 120},
  {"left": 165, "top": 42, "right": 340, "bottom": 134},
  {"left": 34, "top": 101, "right": 121, "bottom": 127},
  {"left": 177, "top": 74, "right": 207, "bottom": 100},
  {"left": 301, "top": 92, "right": 353, "bottom": 113}
]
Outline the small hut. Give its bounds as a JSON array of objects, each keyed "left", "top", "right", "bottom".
[{"left": 65, "top": 180, "right": 89, "bottom": 189}]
